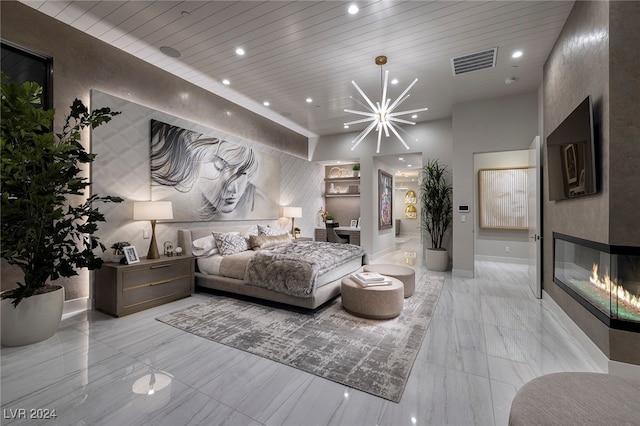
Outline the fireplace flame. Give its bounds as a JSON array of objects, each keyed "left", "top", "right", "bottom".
[{"left": 590, "top": 264, "right": 640, "bottom": 310}]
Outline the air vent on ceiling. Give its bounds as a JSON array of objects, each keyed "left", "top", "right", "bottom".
[{"left": 451, "top": 48, "right": 497, "bottom": 75}]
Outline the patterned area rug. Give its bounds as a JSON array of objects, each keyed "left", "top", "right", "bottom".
[{"left": 156, "top": 273, "right": 443, "bottom": 402}]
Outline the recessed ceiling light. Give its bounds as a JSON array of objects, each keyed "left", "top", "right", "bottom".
[
  {"left": 391, "top": 78, "right": 399, "bottom": 85},
  {"left": 263, "top": 101, "right": 270, "bottom": 107},
  {"left": 512, "top": 50, "right": 523, "bottom": 58},
  {"left": 348, "top": 4, "right": 359, "bottom": 15},
  {"left": 235, "top": 47, "right": 245, "bottom": 56},
  {"left": 411, "top": 114, "right": 418, "bottom": 119},
  {"left": 306, "top": 97, "right": 313, "bottom": 103},
  {"left": 344, "top": 125, "right": 349, "bottom": 129},
  {"left": 398, "top": 157, "right": 404, "bottom": 161},
  {"left": 337, "top": 161, "right": 342, "bottom": 164},
  {"left": 159, "top": 46, "right": 181, "bottom": 58},
  {"left": 407, "top": 164, "right": 413, "bottom": 167},
  {"left": 222, "top": 79, "right": 230, "bottom": 85}
]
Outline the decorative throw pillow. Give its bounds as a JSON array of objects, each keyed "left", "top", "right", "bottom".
[
  {"left": 257, "top": 224, "right": 288, "bottom": 236},
  {"left": 212, "top": 232, "right": 249, "bottom": 256},
  {"left": 191, "top": 235, "right": 219, "bottom": 257},
  {"left": 249, "top": 233, "right": 292, "bottom": 250}
]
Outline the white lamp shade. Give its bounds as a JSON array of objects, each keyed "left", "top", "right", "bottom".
[
  {"left": 133, "top": 201, "right": 174, "bottom": 221},
  {"left": 282, "top": 206, "right": 302, "bottom": 218}
]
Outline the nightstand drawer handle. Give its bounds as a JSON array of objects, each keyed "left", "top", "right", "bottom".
[
  {"left": 150, "top": 264, "right": 171, "bottom": 269},
  {"left": 150, "top": 278, "right": 173, "bottom": 286}
]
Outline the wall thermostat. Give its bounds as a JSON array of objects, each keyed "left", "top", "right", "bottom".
[{"left": 458, "top": 205, "right": 470, "bottom": 213}]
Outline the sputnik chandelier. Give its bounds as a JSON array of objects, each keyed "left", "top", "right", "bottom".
[{"left": 345, "top": 56, "right": 428, "bottom": 153}]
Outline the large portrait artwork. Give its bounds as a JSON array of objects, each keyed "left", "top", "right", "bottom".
[
  {"left": 378, "top": 170, "right": 393, "bottom": 230},
  {"left": 478, "top": 168, "right": 528, "bottom": 230},
  {"left": 150, "top": 120, "right": 280, "bottom": 221}
]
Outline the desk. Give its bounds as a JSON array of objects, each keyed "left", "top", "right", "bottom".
[{"left": 315, "top": 227, "right": 361, "bottom": 246}]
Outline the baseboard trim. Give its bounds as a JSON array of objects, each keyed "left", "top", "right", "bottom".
[
  {"left": 452, "top": 268, "right": 474, "bottom": 278},
  {"left": 62, "top": 297, "right": 90, "bottom": 320},
  {"left": 475, "top": 255, "right": 528, "bottom": 265},
  {"left": 540, "top": 289, "right": 640, "bottom": 376}
]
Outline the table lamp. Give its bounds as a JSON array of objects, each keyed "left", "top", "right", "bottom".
[
  {"left": 282, "top": 206, "right": 302, "bottom": 237},
  {"left": 133, "top": 201, "right": 173, "bottom": 259}
]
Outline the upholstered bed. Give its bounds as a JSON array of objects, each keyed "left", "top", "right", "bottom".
[{"left": 178, "top": 226, "right": 367, "bottom": 309}]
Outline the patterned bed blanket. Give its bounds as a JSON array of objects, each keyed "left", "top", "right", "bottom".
[{"left": 245, "top": 241, "right": 366, "bottom": 298}]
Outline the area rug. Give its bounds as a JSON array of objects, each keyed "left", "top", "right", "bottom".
[{"left": 156, "top": 273, "right": 443, "bottom": 402}]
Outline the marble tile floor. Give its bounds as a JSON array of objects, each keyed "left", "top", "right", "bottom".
[{"left": 1, "top": 239, "right": 602, "bottom": 426}]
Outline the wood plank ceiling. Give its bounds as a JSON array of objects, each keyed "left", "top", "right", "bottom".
[{"left": 21, "top": 1, "right": 574, "bottom": 139}]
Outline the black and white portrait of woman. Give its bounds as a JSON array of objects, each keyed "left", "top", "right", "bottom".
[{"left": 150, "top": 120, "right": 280, "bottom": 221}]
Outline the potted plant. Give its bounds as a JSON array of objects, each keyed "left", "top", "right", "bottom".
[
  {"left": 325, "top": 214, "right": 335, "bottom": 224},
  {"left": 1, "top": 75, "right": 122, "bottom": 346},
  {"left": 111, "top": 242, "right": 131, "bottom": 263},
  {"left": 419, "top": 159, "right": 453, "bottom": 271},
  {"left": 352, "top": 163, "right": 360, "bottom": 177},
  {"left": 293, "top": 227, "right": 301, "bottom": 238}
]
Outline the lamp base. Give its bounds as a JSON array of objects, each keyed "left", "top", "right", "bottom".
[{"left": 147, "top": 220, "right": 160, "bottom": 259}]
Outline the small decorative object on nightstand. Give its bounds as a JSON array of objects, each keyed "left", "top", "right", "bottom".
[
  {"left": 163, "top": 241, "right": 174, "bottom": 257},
  {"left": 95, "top": 255, "right": 194, "bottom": 317}
]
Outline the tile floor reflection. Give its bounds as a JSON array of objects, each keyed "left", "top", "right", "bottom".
[{"left": 1, "top": 238, "right": 602, "bottom": 425}]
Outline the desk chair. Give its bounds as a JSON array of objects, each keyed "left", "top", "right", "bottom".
[{"left": 327, "top": 226, "right": 348, "bottom": 244}]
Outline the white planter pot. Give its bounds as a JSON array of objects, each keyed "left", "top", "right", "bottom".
[
  {"left": 1, "top": 286, "right": 64, "bottom": 347},
  {"left": 425, "top": 248, "right": 449, "bottom": 271}
]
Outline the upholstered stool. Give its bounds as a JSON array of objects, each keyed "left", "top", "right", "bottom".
[
  {"left": 509, "top": 372, "right": 640, "bottom": 425},
  {"left": 363, "top": 264, "right": 415, "bottom": 297},
  {"left": 340, "top": 276, "right": 404, "bottom": 319}
]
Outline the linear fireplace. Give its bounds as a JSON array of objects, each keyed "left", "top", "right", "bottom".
[{"left": 553, "top": 233, "right": 640, "bottom": 332}]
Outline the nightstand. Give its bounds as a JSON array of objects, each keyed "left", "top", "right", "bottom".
[{"left": 95, "top": 255, "right": 194, "bottom": 317}]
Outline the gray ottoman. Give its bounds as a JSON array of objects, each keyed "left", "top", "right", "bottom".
[
  {"left": 363, "top": 264, "right": 415, "bottom": 297},
  {"left": 341, "top": 276, "right": 404, "bottom": 319},
  {"left": 509, "top": 372, "right": 640, "bottom": 425}
]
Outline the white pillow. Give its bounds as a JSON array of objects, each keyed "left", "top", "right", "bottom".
[
  {"left": 192, "top": 235, "right": 219, "bottom": 257},
  {"left": 240, "top": 225, "right": 259, "bottom": 239},
  {"left": 257, "top": 224, "right": 288, "bottom": 237},
  {"left": 212, "top": 232, "right": 250, "bottom": 256}
]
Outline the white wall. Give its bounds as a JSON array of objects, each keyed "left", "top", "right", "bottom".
[
  {"left": 473, "top": 150, "right": 529, "bottom": 263},
  {"left": 312, "top": 119, "right": 453, "bottom": 258},
  {"left": 452, "top": 92, "right": 538, "bottom": 277}
]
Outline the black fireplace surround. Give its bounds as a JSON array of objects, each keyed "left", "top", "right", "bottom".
[{"left": 553, "top": 233, "right": 640, "bottom": 332}]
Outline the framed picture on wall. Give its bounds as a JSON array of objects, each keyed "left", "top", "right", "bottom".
[
  {"left": 478, "top": 168, "right": 528, "bottom": 230},
  {"left": 378, "top": 170, "right": 393, "bottom": 230},
  {"left": 150, "top": 120, "right": 280, "bottom": 221}
]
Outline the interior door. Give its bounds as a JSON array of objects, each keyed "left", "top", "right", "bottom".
[{"left": 527, "top": 136, "right": 542, "bottom": 298}]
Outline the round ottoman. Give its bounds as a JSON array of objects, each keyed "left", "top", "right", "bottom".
[
  {"left": 363, "top": 264, "right": 415, "bottom": 297},
  {"left": 341, "top": 276, "right": 404, "bottom": 319},
  {"left": 509, "top": 372, "right": 640, "bottom": 425}
]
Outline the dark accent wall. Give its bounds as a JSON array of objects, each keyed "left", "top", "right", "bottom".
[
  {"left": 543, "top": 1, "right": 640, "bottom": 365},
  {"left": 0, "top": 1, "right": 308, "bottom": 300}
]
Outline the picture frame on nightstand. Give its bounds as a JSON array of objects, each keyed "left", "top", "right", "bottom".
[{"left": 123, "top": 246, "right": 140, "bottom": 264}]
